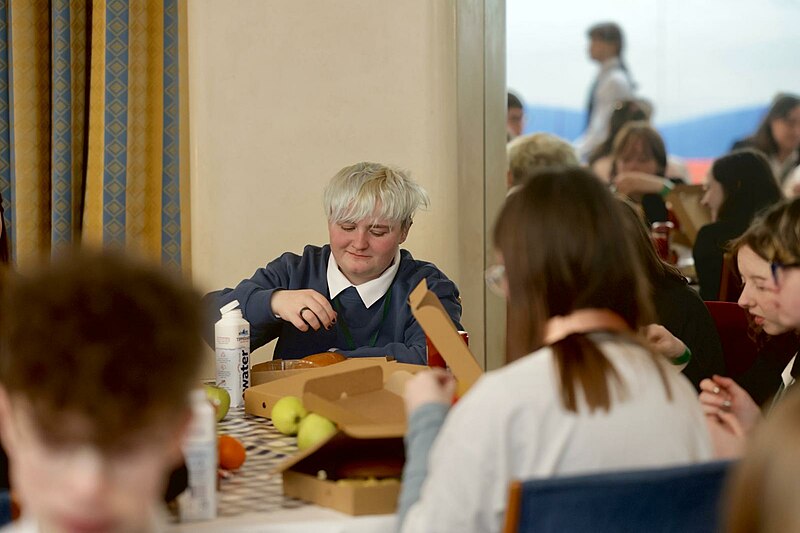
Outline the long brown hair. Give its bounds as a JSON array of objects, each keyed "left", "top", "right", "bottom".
[{"left": 494, "top": 167, "right": 663, "bottom": 412}]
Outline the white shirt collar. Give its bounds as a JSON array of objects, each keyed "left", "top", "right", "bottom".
[
  {"left": 782, "top": 354, "right": 797, "bottom": 388},
  {"left": 600, "top": 56, "right": 622, "bottom": 73},
  {"left": 327, "top": 248, "right": 401, "bottom": 308}
]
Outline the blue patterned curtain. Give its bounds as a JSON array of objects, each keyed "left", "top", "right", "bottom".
[{"left": 0, "top": 0, "right": 190, "bottom": 271}]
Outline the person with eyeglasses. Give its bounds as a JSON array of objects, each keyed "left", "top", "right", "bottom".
[
  {"left": 396, "top": 167, "right": 712, "bottom": 533},
  {"left": 203, "top": 162, "right": 462, "bottom": 365},
  {"left": 700, "top": 199, "right": 800, "bottom": 458}
]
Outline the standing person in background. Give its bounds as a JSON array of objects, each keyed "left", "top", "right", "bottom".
[
  {"left": 507, "top": 92, "right": 525, "bottom": 141},
  {"left": 733, "top": 94, "right": 800, "bottom": 190},
  {"left": 575, "top": 22, "right": 634, "bottom": 162}
]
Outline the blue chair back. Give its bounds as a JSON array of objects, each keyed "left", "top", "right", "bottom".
[
  {"left": 1, "top": 490, "right": 11, "bottom": 526},
  {"left": 504, "top": 461, "right": 733, "bottom": 533}
]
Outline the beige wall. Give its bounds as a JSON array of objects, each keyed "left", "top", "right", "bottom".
[{"left": 188, "top": 0, "right": 501, "bottom": 367}]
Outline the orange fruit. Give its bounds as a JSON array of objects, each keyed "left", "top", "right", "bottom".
[{"left": 218, "top": 434, "right": 246, "bottom": 470}]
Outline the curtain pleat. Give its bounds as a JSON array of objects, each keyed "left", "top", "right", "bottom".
[{"left": 2, "top": 0, "right": 189, "bottom": 270}]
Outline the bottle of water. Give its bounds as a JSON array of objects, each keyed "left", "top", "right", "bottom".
[
  {"left": 215, "top": 300, "right": 250, "bottom": 408},
  {"left": 179, "top": 389, "right": 217, "bottom": 521}
]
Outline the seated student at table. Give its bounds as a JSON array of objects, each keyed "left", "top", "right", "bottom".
[
  {"left": 204, "top": 162, "right": 462, "bottom": 365},
  {"left": 0, "top": 249, "right": 205, "bottom": 532},
  {"left": 397, "top": 167, "right": 712, "bottom": 533},
  {"left": 608, "top": 121, "right": 684, "bottom": 225},
  {"left": 701, "top": 199, "right": 800, "bottom": 457},
  {"left": 694, "top": 149, "right": 782, "bottom": 301},
  {"left": 506, "top": 132, "right": 578, "bottom": 191},
  {"left": 617, "top": 199, "right": 726, "bottom": 389}
]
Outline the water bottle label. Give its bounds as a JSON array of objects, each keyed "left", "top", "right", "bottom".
[{"left": 216, "top": 348, "right": 243, "bottom": 407}]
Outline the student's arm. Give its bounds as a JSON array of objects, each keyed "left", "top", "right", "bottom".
[
  {"left": 399, "top": 376, "right": 508, "bottom": 533},
  {"left": 202, "top": 253, "right": 298, "bottom": 352}
]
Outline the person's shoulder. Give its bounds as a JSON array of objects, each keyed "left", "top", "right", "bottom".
[
  {"left": 398, "top": 249, "right": 453, "bottom": 281},
  {"left": 273, "top": 245, "right": 328, "bottom": 264},
  {"left": 696, "top": 221, "right": 736, "bottom": 245}
]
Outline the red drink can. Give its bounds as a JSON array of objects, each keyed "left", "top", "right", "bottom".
[
  {"left": 426, "top": 331, "right": 469, "bottom": 368},
  {"left": 651, "top": 221, "right": 674, "bottom": 262}
]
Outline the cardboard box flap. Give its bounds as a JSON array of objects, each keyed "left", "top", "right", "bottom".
[
  {"left": 409, "top": 279, "right": 483, "bottom": 392},
  {"left": 302, "top": 365, "right": 407, "bottom": 433}
]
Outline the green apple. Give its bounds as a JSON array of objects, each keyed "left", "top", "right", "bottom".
[
  {"left": 204, "top": 384, "right": 231, "bottom": 422},
  {"left": 271, "top": 396, "right": 308, "bottom": 436},
  {"left": 297, "top": 413, "right": 337, "bottom": 451}
]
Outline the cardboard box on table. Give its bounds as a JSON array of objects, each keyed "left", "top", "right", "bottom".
[
  {"left": 245, "top": 357, "right": 420, "bottom": 415},
  {"left": 272, "top": 279, "right": 484, "bottom": 515}
]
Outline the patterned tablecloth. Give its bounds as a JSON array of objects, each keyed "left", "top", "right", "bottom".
[{"left": 215, "top": 407, "right": 306, "bottom": 516}]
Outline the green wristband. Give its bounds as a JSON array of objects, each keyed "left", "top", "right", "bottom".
[
  {"left": 672, "top": 347, "right": 692, "bottom": 366},
  {"left": 660, "top": 183, "right": 674, "bottom": 198}
]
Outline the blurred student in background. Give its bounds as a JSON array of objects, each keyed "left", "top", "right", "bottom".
[
  {"left": 506, "top": 132, "right": 578, "bottom": 190},
  {"left": 694, "top": 149, "right": 782, "bottom": 300},
  {"left": 734, "top": 94, "right": 800, "bottom": 190},
  {"left": 507, "top": 91, "right": 525, "bottom": 141}
]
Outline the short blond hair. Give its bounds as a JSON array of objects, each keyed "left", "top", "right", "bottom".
[
  {"left": 507, "top": 133, "right": 578, "bottom": 187},
  {"left": 323, "top": 162, "right": 429, "bottom": 230}
]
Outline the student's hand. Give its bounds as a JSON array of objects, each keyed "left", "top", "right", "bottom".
[
  {"left": 644, "top": 324, "right": 686, "bottom": 361},
  {"left": 614, "top": 172, "right": 668, "bottom": 197},
  {"left": 705, "top": 412, "right": 746, "bottom": 459},
  {"left": 699, "top": 375, "right": 762, "bottom": 434},
  {"left": 403, "top": 368, "right": 456, "bottom": 415},
  {"left": 270, "top": 289, "right": 337, "bottom": 332}
]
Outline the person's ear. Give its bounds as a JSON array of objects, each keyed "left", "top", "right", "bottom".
[{"left": 399, "top": 222, "right": 411, "bottom": 245}]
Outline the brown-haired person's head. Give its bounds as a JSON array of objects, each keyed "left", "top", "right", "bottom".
[
  {"left": 493, "top": 167, "right": 657, "bottom": 412},
  {"left": 0, "top": 248, "right": 204, "bottom": 532},
  {"left": 724, "top": 389, "right": 800, "bottom": 533},
  {"left": 611, "top": 121, "right": 668, "bottom": 179}
]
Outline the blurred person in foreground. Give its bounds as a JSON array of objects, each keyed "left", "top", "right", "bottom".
[
  {"left": 397, "top": 167, "right": 711, "bottom": 533},
  {"left": 0, "top": 249, "right": 204, "bottom": 532},
  {"left": 723, "top": 389, "right": 800, "bottom": 533}
]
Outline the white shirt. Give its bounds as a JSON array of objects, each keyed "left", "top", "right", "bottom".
[
  {"left": 402, "top": 336, "right": 713, "bottom": 533},
  {"left": 781, "top": 354, "right": 797, "bottom": 390},
  {"left": 575, "top": 57, "right": 634, "bottom": 162},
  {"left": 326, "top": 249, "right": 400, "bottom": 308}
]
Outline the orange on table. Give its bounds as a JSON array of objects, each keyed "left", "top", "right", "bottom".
[{"left": 218, "top": 434, "right": 246, "bottom": 470}]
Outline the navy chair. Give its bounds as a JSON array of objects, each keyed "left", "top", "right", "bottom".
[
  {"left": 503, "top": 461, "right": 733, "bottom": 533},
  {"left": 1, "top": 490, "right": 11, "bottom": 526}
]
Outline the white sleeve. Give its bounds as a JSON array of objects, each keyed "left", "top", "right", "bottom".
[
  {"left": 401, "top": 378, "right": 514, "bottom": 533},
  {"left": 576, "top": 71, "right": 633, "bottom": 161}
]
